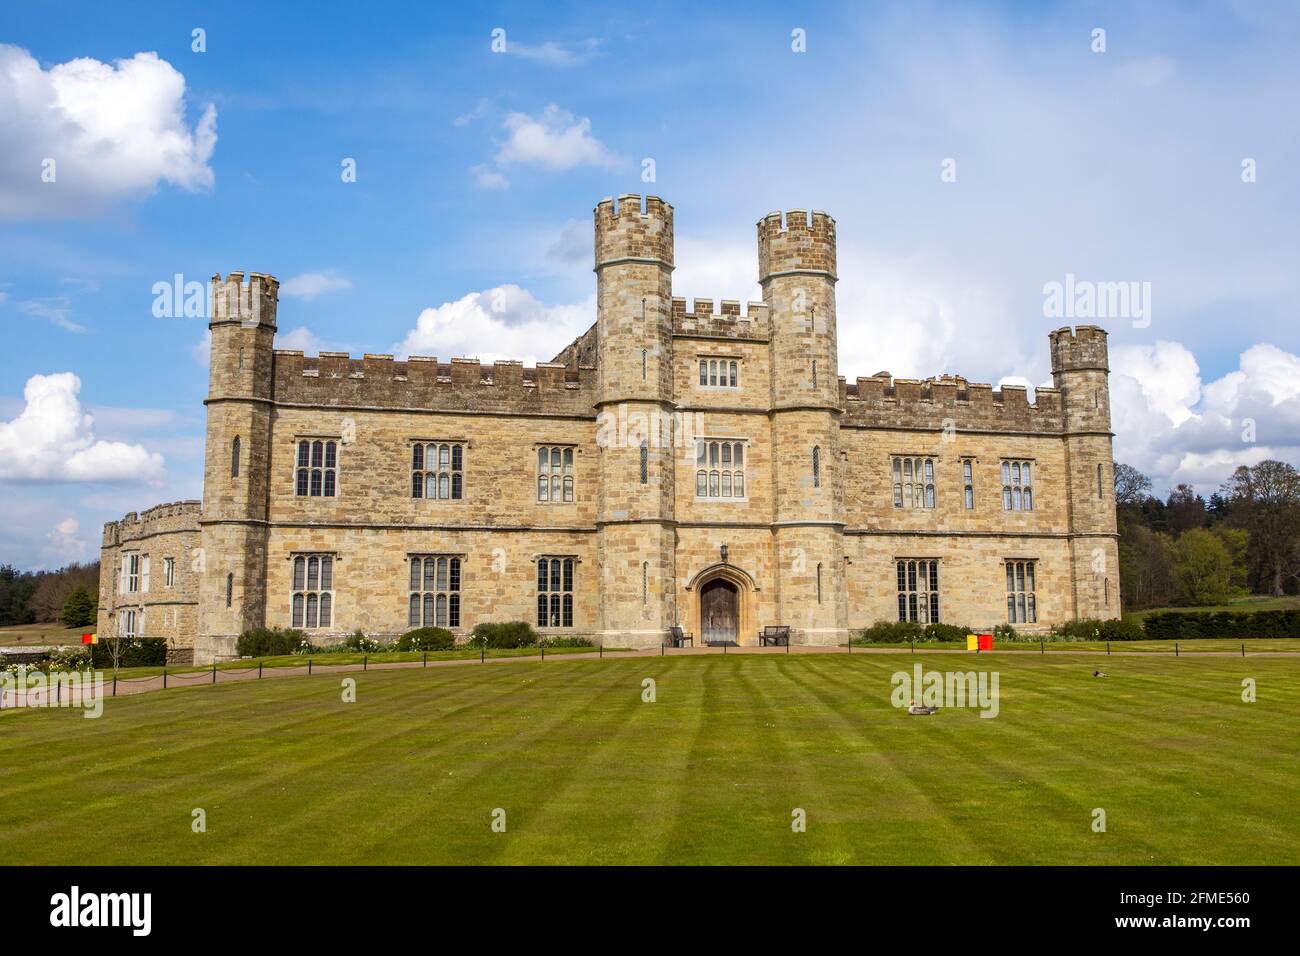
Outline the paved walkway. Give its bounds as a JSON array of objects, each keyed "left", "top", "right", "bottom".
[{"left": 4, "top": 643, "right": 1298, "bottom": 712}]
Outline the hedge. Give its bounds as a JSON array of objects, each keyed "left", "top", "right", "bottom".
[
  {"left": 91, "top": 637, "right": 167, "bottom": 668},
  {"left": 1142, "top": 610, "right": 1300, "bottom": 641},
  {"left": 1052, "top": 618, "right": 1145, "bottom": 642},
  {"left": 395, "top": 627, "right": 456, "bottom": 651},
  {"left": 469, "top": 621, "right": 539, "bottom": 648},
  {"left": 236, "top": 627, "right": 308, "bottom": 658}
]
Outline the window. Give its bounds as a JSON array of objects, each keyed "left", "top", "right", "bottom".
[
  {"left": 537, "top": 557, "right": 575, "bottom": 628},
  {"left": 698, "top": 358, "right": 739, "bottom": 388},
  {"left": 412, "top": 442, "right": 463, "bottom": 500},
  {"left": 1001, "top": 460, "right": 1033, "bottom": 511},
  {"left": 1006, "top": 560, "right": 1037, "bottom": 624},
  {"left": 295, "top": 439, "right": 337, "bottom": 497},
  {"left": 896, "top": 559, "right": 940, "bottom": 623},
  {"left": 816, "top": 563, "right": 823, "bottom": 604},
  {"left": 892, "top": 457, "right": 935, "bottom": 509},
  {"left": 119, "top": 609, "right": 138, "bottom": 638},
  {"left": 408, "top": 555, "right": 461, "bottom": 628},
  {"left": 642, "top": 562, "right": 649, "bottom": 605},
  {"left": 291, "top": 554, "right": 334, "bottom": 628},
  {"left": 695, "top": 440, "right": 746, "bottom": 498},
  {"left": 962, "top": 459, "right": 974, "bottom": 510},
  {"left": 639, "top": 441, "right": 649, "bottom": 484},
  {"left": 1097, "top": 462, "right": 1104, "bottom": 498},
  {"left": 164, "top": 557, "right": 175, "bottom": 588},
  {"left": 537, "top": 446, "right": 575, "bottom": 502},
  {"left": 812, "top": 360, "right": 818, "bottom": 388},
  {"left": 125, "top": 553, "right": 140, "bottom": 593},
  {"left": 226, "top": 572, "right": 233, "bottom": 608},
  {"left": 141, "top": 555, "right": 151, "bottom": 593},
  {"left": 231, "top": 436, "right": 241, "bottom": 478},
  {"left": 812, "top": 446, "right": 821, "bottom": 488}
]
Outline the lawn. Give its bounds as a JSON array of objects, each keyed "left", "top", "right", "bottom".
[
  {"left": 1123, "top": 594, "right": 1300, "bottom": 623},
  {"left": 854, "top": 638, "right": 1300, "bottom": 653},
  {"left": 0, "top": 622, "right": 86, "bottom": 647},
  {"left": 2, "top": 654, "right": 1297, "bottom": 864}
]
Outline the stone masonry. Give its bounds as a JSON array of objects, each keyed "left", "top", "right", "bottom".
[{"left": 99, "top": 195, "right": 1121, "bottom": 663}]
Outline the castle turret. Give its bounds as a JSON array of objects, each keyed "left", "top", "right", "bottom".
[
  {"left": 592, "top": 195, "right": 677, "bottom": 647},
  {"left": 1050, "top": 325, "right": 1119, "bottom": 619},
  {"left": 759, "top": 211, "right": 847, "bottom": 644},
  {"left": 196, "top": 272, "right": 278, "bottom": 661}
]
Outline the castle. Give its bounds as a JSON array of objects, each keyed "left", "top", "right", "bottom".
[{"left": 98, "top": 195, "right": 1120, "bottom": 664}]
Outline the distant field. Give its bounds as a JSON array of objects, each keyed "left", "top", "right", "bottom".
[
  {"left": 0, "top": 623, "right": 86, "bottom": 646},
  {"left": 2, "top": 653, "right": 1297, "bottom": 864},
  {"left": 1123, "top": 595, "right": 1300, "bottom": 623},
  {"left": 856, "top": 638, "right": 1300, "bottom": 654}
]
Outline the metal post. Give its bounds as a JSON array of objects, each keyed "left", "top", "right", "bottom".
[
  {"left": 163, "top": 668, "right": 167, "bottom": 689},
  {"left": 212, "top": 663, "right": 217, "bottom": 684},
  {"left": 364, "top": 655, "right": 368, "bottom": 671},
  {"left": 113, "top": 675, "right": 117, "bottom": 697},
  {"left": 541, "top": 643, "right": 545, "bottom": 661},
  {"left": 1241, "top": 643, "right": 1245, "bottom": 658},
  {"left": 661, "top": 644, "right": 664, "bottom": 657},
  {"left": 1040, "top": 640, "right": 1044, "bottom": 655},
  {"left": 481, "top": 646, "right": 485, "bottom": 663},
  {"left": 258, "top": 661, "right": 263, "bottom": 679},
  {"left": 308, "top": 658, "right": 313, "bottom": 675},
  {"left": 910, "top": 639, "right": 914, "bottom": 654},
  {"left": 423, "top": 652, "right": 427, "bottom": 667},
  {"left": 1107, "top": 642, "right": 1110, "bottom": 656},
  {"left": 600, "top": 642, "right": 603, "bottom": 659},
  {"left": 1175, "top": 642, "right": 1179, "bottom": 657}
]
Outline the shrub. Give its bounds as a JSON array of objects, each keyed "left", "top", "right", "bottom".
[
  {"left": 236, "top": 627, "right": 307, "bottom": 658},
  {"left": 1052, "top": 618, "right": 1144, "bottom": 642},
  {"left": 539, "top": 636, "right": 594, "bottom": 648},
  {"left": 91, "top": 637, "right": 167, "bottom": 668},
  {"left": 922, "top": 622, "right": 971, "bottom": 643},
  {"left": 992, "top": 623, "right": 1020, "bottom": 642},
  {"left": 1142, "top": 609, "right": 1300, "bottom": 641},
  {"left": 342, "top": 629, "right": 382, "bottom": 653},
  {"left": 854, "top": 620, "right": 924, "bottom": 644},
  {"left": 395, "top": 627, "right": 456, "bottom": 651},
  {"left": 468, "top": 621, "right": 539, "bottom": 649}
]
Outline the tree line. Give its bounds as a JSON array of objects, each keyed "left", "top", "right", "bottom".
[
  {"left": 1115, "top": 459, "right": 1300, "bottom": 610},
  {"left": 0, "top": 561, "right": 100, "bottom": 629}
]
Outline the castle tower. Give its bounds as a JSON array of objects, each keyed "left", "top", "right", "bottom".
[
  {"left": 593, "top": 195, "right": 678, "bottom": 646},
  {"left": 1050, "top": 325, "right": 1120, "bottom": 620},
  {"left": 759, "top": 211, "right": 848, "bottom": 644},
  {"left": 195, "top": 272, "right": 278, "bottom": 662}
]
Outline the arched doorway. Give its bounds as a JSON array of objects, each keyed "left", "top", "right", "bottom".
[{"left": 700, "top": 578, "right": 740, "bottom": 645}]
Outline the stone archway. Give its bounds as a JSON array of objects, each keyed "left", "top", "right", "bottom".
[{"left": 685, "top": 563, "right": 757, "bottom": 646}]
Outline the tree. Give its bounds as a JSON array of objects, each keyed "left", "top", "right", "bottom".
[
  {"left": 1166, "top": 483, "right": 1207, "bottom": 535},
  {"left": 1221, "top": 461, "right": 1300, "bottom": 596},
  {"left": 1114, "top": 463, "right": 1153, "bottom": 507},
  {"left": 60, "top": 586, "right": 97, "bottom": 628},
  {"left": 1118, "top": 524, "right": 1175, "bottom": 610},
  {"left": 1170, "top": 528, "right": 1234, "bottom": 606}
]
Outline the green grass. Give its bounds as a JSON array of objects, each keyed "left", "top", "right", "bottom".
[
  {"left": 853, "top": 638, "right": 1300, "bottom": 653},
  {"left": 3, "top": 653, "right": 1297, "bottom": 864},
  {"left": 1123, "top": 594, "right": 1300, "bottom": 623},
  {"left": 0, "top": 623, "right": 86, "bottom": 646}
]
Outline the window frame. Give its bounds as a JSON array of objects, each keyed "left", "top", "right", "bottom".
[
  {"left": 408, "top": 554, "right": 462, "bottom": 629},
  {"left": 697, "top": 356, "right": 741, "bottom": 389},
  {"left": 294, "top": 438, "right": 339, "bottom": 498},
  {"left": 896, "top": 558, "right": 941, "bottom": 624},
  {"left": 291, "top": 553, "right": 336, "bottom": 629},
  {"left": 1005, "top": 559, "right": 1038, "bottom": 624},
  {"left": 1001, "top": 459, "right": 1034, "bottom": 512},
  {"left": 536, "top": 556, "right": 576, "bottom": 629},
  {"left": 536, "top": 445, "right": 576, "bottom": 503},
  {"left": 891, "top": 456, "right": 936, "bottom": 510},
  {"left": 694, "top": 439, "right": 747, "bottom": 500},
  {"left": 411, "top": 440, "right": 465, "bottom": 501}
]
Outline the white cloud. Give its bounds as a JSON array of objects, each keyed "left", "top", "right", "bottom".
[
  {"left": 279, "top": 271, "right": 352, "bottom": 300},
  {"left": 502, "top": 38, "right": 599, "bottom": 67},
  {"left": 13, "top": 296, "right": 86, "bottom": 333},
  {"left": 0, "top": 373, "right": 164, "bottom": 482},
  {"left": 0, "top": 44, "right": 216, "bottom": 219},
  {"left": 1111, "top": 341, "right": 1300, "bottom": 494},
  {"left": 470, "top": 164, "right": 509, "bottom": 191},
  {"left": 394, "top": 285, "right": 594, "bottom": 365},
  {"left": 275, "top": 326, "right": 328, "bottom": 354},
  {"left": 545, "top": 218, "right": 591, "bottom": 264},
  {"left": 494, "top": 104, "right": 620, "bottom": 171},
  {"left": 45, "top": 517, "right": 86, "bottom": 566}
]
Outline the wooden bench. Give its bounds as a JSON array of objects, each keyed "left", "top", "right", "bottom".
[
  {"left": 759, "top": 625, "right": 790, "bottom": 647},
  {"left": 668, "top": 626, "right": 694, "bottom": 648}
]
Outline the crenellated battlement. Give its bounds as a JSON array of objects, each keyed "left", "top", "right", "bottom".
[
  {"left": 271, "top": 350, "right": 599, "bottom": 415},
  {"left": 210, "top": 271, "right": 278, "bottom": 328},
  {"left": 841, "top": 373, "right": 1065, "bottom": 433},
  {"left": 671, "top": 297, "right": 770, "bottom": 340},
  {"left": 594, "top": 194, "right": 674, "bottom": 268},
  {"left": 757, "top": 209, "right": 837, "bottom": 280},
  {"left": 102, "top": 500, "right": 202, "bottom": 546},
  {"left": 1049, "top": 324, "right": 1109, "bottom": 373}
]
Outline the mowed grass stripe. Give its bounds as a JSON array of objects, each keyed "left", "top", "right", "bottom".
[{"left": 2, "top": 654, "right": 1298, "bottom": 864}]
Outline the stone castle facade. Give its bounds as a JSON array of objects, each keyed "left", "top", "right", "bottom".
[{"left": 98, "top": 195, "right": 1119, "bottom": 664}]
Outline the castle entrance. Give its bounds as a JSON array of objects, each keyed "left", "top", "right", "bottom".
[{"left": 700, "top": 579, "right": 739, "bottom": 645}]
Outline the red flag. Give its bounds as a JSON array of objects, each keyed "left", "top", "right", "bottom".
[
  {"left": 82, "top": 633, "right": 92, "bottom": 645},
  {"left": 978, "top": 633, "right": 993, "bottom": 651}
]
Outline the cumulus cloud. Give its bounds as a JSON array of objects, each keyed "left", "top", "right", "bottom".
[
  {"left": 275, "top": 326, "right": 329, "bottom": 354},
  {"left": 394, "top": 285, "right": 594, "bottom": 365},
  {"left": 0, "top": 45, "right": 216, "bottom": 219},
  {"left": 45, "top": 517, "right": 87, "bottom": 566},
  {"left": 1111, "top": 341, "right": 1300, "bottom": 494},
  {"left": 279, "top": 271, "right": 351, "bottom": 300},
  {"left": 0, "top": 373, "right": 165, "bottom": 482},
  {"left": 495, "top": 105, "right": 620, "bottom": 171}
]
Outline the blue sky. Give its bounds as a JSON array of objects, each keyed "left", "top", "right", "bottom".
[{"left": 2, "top": 0, "right": 1299, "bottom": 568}]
